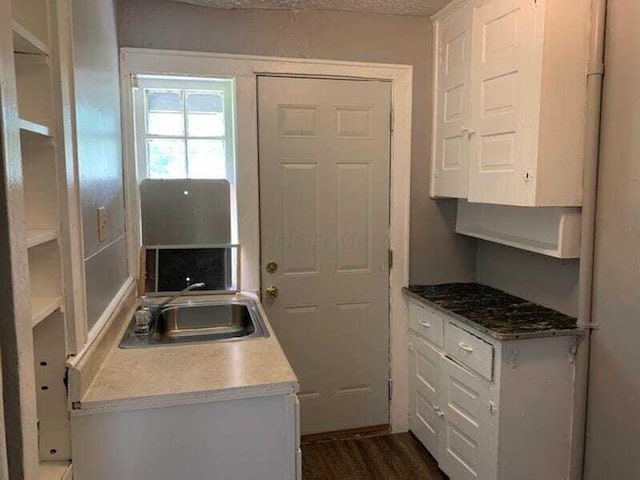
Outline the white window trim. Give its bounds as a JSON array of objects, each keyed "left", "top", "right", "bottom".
[{"left": 119, "top": 48, "right": 413, "bottom": 433}]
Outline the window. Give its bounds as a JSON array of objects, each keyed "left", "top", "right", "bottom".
[{"left": 133, "top": 75, "right": 235, "bottom": 181}]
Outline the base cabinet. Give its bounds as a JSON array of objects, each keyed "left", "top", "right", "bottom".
[
  {"left": 408, "top": 299, "right": 581, "bottom": 480},
  {"left": 71, "top": 393, "right": 300, "bottom": 480}
]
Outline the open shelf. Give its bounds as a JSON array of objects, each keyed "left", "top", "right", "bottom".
[
  {"left": 28, "top": 241, "right": 62, "bottom": 301},
  {"left": 39, "top": 461, "right": 72, "bottom": 480},
  {"left": 15, "top": 53, "right": 54, "bottom": 135},
  {"left": 19, "top": 118, "right": 51, "bottom": 137},
  {"left": 27, "top": 229, "right": 59, "bottom": 249},
  {"left": 22, "top": 136, "right": 59, "bottom": 232},
  {"left": 12, "top": 20, "right": 50, "bottom": 56},
  {"left": 456, "top": 200, "right": 581, "bottom": 259},
  {"left": 31, "top": 297, "right": 61, "bottom": 328},
  {"left": 11, "top": 0, "right": 50, "bottom": 56}
]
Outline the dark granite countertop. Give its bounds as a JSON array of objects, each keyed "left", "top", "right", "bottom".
[{"left": 404, "top": 283, "right": 584, "bottom": 341}]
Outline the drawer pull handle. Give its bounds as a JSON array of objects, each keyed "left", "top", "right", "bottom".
[
  {"left": 419, "top": 320, "right": 431, "bottom": 328},
  {"left": 458, "top": 342, "right": 474, "bottom": 353},
  {"left": 433, "top": 405, "right": 444, "bottom": 418}
]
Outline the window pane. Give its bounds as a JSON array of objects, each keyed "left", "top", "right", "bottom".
[
  {"left": 187, "top": 139, "right": 226, "bottom": 179},
  {"left": 146, "top": 89, "right": 184, "bottom": 136},
  {"left": 148, "top": 138, "right": 186, "bottom": 178},
  {"left": 186, "top": 91, "right": 225, "bottom": 137}
]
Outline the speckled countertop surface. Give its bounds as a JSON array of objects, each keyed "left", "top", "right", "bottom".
[
  {"left": 75, "top": 293, "right": 298, "bottom": 414},
  {"left": 404, "top": 283, "right": 583, "bottom": 341}
]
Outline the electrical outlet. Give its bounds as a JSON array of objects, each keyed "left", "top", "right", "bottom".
[{"left": 97, "top": 206, "right": 108, "bottom": 242}]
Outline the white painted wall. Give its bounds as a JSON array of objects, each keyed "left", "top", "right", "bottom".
[
  {"left": 72, "top": 0, "right": 129, "bottom": 332},
  {"left": 115, "top": 0, "right": 477, "bottom": 285},
  {"left": 584, "top": 1, "right": 640, "bottom": 477}
]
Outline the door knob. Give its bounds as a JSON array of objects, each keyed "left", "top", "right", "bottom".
[{"left": 266, "top": 285, "right": 279, "bottom": 298}]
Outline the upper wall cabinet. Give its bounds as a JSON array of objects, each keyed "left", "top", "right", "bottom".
[{"left": 430, "top": 0, "right": 591, "bottom": 206}]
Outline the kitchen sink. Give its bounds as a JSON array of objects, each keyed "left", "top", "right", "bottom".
[{"left": 120, "top": 297, "right": 269, "bottom": 348}]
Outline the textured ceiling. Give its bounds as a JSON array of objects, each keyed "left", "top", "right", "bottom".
[{"left": 169, "top": 0, "right": 454, "bottom": 16}]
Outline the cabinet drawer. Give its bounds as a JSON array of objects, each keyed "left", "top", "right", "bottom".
[
  {"left": 444, "top": 323, "right": 493, "bottom": 380},
  {"left": 409, "top": 301, "right": 444, "bottom": 348}
]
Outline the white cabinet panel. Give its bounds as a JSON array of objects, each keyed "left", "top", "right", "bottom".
[
  {"left": 410, "top": 335, "right": 444, "bottom": 454},
  {"left": 440, "top": 357, "right": 490, "bottom": 480},
  {"left": 431, "top": 0, "right": 472, "bottom": 198},
  {"left": 72, "top": 394, "right": 299, "bottom": 480},
  {"left": 430, "top": 0, "right": 591, "bottom": 207},
  {"left": 468, "top": 0, "right": 541, "bottom": 205}
]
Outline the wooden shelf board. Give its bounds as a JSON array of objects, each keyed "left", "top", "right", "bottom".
[
  {"left": 18, "top": 118, "right": 51, "bottom": 137},
  {"left": 31, "top": 297, "right": 61, "bottom": 328},
  {"left": 456, "top": 226, "right": 563, "bottom": 258},
  {"left": 12, "top": 20, "right": 50, "bottom": 56},
  {"left": 27, "top": 229, "right": 59, "bottom": 249},
  {"left": 39, "top": 462, "right": 72, "bottom": 480},
  {"left": 456, "top": 200, "right": 581, "bottom": 259}
]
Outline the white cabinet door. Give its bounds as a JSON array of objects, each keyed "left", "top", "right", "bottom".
[
  {"left": 467, "top": 0, "right": 544, "bottom": 206},
  {"left": 409, "top": 334, "right": 444, "bottom": 458},
  {"left": 432, "top": 2, "right": 472, "bottom": 198},
  {"left": 440, "top": 356, "right": 492, "bottom": 480}
]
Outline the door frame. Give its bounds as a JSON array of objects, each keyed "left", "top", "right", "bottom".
[{"left": 120, "top": 48, "right": 413, "bottom": 432}]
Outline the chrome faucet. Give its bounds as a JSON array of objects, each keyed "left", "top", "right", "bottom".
[
  {"left": 134, "top": 282, "right": 206, "bottom": 334},
  {"left": 155, "top": 282, "right": 206, "bottom": 310}
]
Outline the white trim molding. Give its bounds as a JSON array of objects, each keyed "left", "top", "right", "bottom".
[{"left": 119, "top": 48, "right": 413, "bottom": 432}]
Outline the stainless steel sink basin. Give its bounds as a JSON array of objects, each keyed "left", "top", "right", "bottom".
[{"left": 120, "top": 297, "right": 269, "bottom": 348}]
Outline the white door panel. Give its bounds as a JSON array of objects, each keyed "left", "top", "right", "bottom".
[
  {"left": 433, "top": 3, "right": 472, "bottom": 198},
  {"left": 468, "top": 0, "right": 543, "bottom": 205},
  {"left": 440, "top": 357, "right": 492, "bottom": 480},
  {"left": 258, "top": 76, "right": 391, "bottom": 435},
  {"left": 410, "top": 335, "right": 444, "bottom": 457}
]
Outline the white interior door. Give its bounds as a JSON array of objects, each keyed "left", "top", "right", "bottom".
[{"left": 258, "top": 76, "right": 391, "bottom": 435}]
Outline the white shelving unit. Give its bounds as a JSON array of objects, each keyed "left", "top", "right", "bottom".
[
  {"left": 456, "top": 200, "right": 581, "bottom": 259},
  {"left": 7, "top": 0, "right": 73, "bottom": 476}
]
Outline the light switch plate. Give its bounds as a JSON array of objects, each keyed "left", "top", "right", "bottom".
[{"left": 97, "top": 206, "right": 108, "bottom": 242}]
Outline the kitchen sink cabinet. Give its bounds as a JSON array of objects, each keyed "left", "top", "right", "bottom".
[
  {"left": 71, "top": 392, "right": 300, "bottom": 480},
  {"left": 408, "top": 298, "right": 582, "bottom": 480},
  {"left": 430, "top": 0, "right": 591, "bottom": 206}
]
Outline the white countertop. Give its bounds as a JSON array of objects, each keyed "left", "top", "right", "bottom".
[{"left": 74, "top": 293, "right": 298, "bottom": 415}]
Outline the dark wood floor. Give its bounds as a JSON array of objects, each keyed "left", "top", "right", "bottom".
[{"left": 301, "top": 432, "right": 448, "bottom": 480}]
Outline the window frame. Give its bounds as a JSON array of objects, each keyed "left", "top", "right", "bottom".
[{"left": 132, "top": 75, "right": 236, "bottom": 183}]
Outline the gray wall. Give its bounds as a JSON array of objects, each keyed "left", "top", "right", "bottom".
[
  {"left": 476, "top": 241, "right": 579, "bottom": 317},
  {"left": 116, "top": 0, "right": 477, "bottom": 285},
  {"left": 584, "top": 1, "right": 640, "bottom": 477},
  {"left": 73, "top": 0, "right": 128, "bottom": 330}
]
